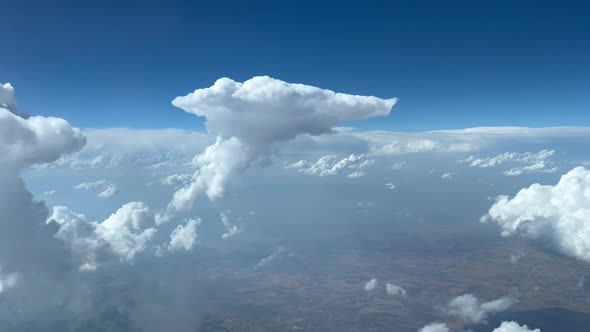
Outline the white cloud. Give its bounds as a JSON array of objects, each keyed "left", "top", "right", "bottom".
[
  {"left": 347, "top": 171, "right": 365, "bottom": 178},
  {"left": 392, "top": 161, "right": 406, "bottom": 170},
  {"left": 160, "top": 173, "right": 194, "bottom": 187},
  {"left": 492, "top": 321, "right": 541, "bottom": 332},
  {"left": 44, "top": 190, "right": 56, "bottom": 195},
  {"left": 441, "top": 172, "right": 454, "bottom": 180},
  {"left": 0, "top": 81, "right": 88, "bottom": 324},
  {"left": 385, "top": 283, "right": 406, "bottom": 297},
  {"left": 459, "top": 150, "right": 558, "bottom": 176},
  {"left": 440, "top": 294, "right": 516, "bottom": 324},
  {"left": 220, "top": 210, "right": 242, "bottom": 240},
  {"left": 167, "top": 76, "right": 396, "bottom": 213},
  {"left": 96, "top": 202, "right": 157, "bottom": 261},
  {"left": 291, "top": 153, "right": 375, "bottom": 178},
  {"left": 74, "top": 180, "right": 119, "bottom": 198},
  {"left": 0, "top": 270, "right": 18, "bottom": 293},
  {"left": 50, "top": 202, "right": 158, "bottom": 265},
  {"left": 256, "top": 246, "right": 289, "bottom": 268},
  {"left": 418, "top": 322, "right": 450, "bottom": 332},
  {"left": 364, "top": 278, "right": 378, "bottom": 291},
  {"left": 168, "top": 218, "right": 201, "bottom": 252},
  {"left": 482, "top": 166, "right": 590, "bottom": 262},
  {"left": 97, "top": 185, "right": 119, "bottom": 198},
  {"left": 385, "top": 182, "right": 396, "bottom": 190}
]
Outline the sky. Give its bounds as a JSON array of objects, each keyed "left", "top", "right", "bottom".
[
  {"left": 2, "top": 0, "right": 589, "bottom": 131},
  {"left": 2, "top": 2, "right": 590, "bottom": 332}
]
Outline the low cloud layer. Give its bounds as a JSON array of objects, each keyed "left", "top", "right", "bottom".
[
  {"left": 459, "top": 150, "right": 557, "bottom": 176},
  {"left": 287, "top": 153, "right": 374, "bottom": 177},
  {"left": 483, "top": 166, "right": 590, "bottom": 262}
]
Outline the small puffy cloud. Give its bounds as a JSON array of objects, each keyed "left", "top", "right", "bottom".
[
  {"left": 44, "top": 190, "right": 56, "bottom": 195},
  {"left": 459, "top": 150, "right": 557, "bottom": 176},
  {"left": 385, "top": 283, "right": 406, "bottom": 297},
  {"left": 160, "top": 173, "right": 194, "bottom": 187},
  {"left": 291, "top": 153, "right": 374, "bottom": 178},
  {"left": 364, "top": 278, "right": 378, "bottom": 291},
  {"left": 418, "top": 322, "right": 450, "bottom": 332},
  {"left": 492, "top": 321, "right": 541, "bottom": 332},
  {"left": 0, "top": 271, "right": 18, "bottom": 293},
  {"left": 510, "top": 251, "right": 525, "bottom": 264},
  {"left": 347, "top": 171, "right": 365, "bottom": 178},
  {"left": 256, "top": 246, "right": 289, "bottom": 268},
  {"left": 220, "top": 210, "right": 242, "bottom": 240},
  {"left": 482, "top": 167, "right": 590, "bottom": 262},
  {"left": 441, "top": 172, "right": 454, "bottom": 180},
  {"left": 74, "top": 180, "right": 119, "bottom": 198},
  {"left": 167, "top": 76, "right": 396, "bottom": 212},
  {"left": 440, "top": 294, "right": 517, "bottom": 324},
  {"left": 168, "top": 218, "right": 201, "bottom": 252},
  {"left": 97, "top": 185, "right": 119, "bottom": 198},
  {"left": 392, "top": 161, "right": 406, "bottom": 170},
  {"left": 385, "top": 182, "right": 396, "bottom": 190}
]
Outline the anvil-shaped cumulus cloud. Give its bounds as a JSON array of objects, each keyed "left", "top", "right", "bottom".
[{"left": 166, "top": 76, "right": 397, "bottom": 213}]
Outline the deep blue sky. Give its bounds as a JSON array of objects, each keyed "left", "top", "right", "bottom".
[{"left": 2, "top": 0, "right": 589, "bottom": 131}]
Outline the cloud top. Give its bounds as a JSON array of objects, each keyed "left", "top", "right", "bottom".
[{"left": 483, "top": 166, "right": 590, "bottom": 262}]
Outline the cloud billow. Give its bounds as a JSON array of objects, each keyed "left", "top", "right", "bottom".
[{"left": 483, "top": 166, "right": 590, "bottom": 262}]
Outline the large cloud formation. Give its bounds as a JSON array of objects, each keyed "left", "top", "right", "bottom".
[
  {"left": 0, "top": 81, "right": 87, "bottom": 326},
  {"left": 482, "top": 166, "right": 590, "bottom": 262},
  {"left": 167, "top": 76, "right": 397, "bottom": 212}
]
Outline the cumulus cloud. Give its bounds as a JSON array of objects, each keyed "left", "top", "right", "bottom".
[
  {"left": 44, "top": 190, "right": 56, "bottom": 195},
  {"left": 168, "top": 218, "right": 201, "bottom": 252},
  {"left": 167, "top": 76, "right": 396, "bottom": 212},
  {"left": 459, "top": 150, "right": 558, "bottom": 176},
  {"left": 385, "top": 283, "right": 407, "bottom": 297},
  {"left": 441, "top": 172, "right": 454, "bottom": 180},
  {"left": 482, "top": 166, "right": 590, "bottom": 262},
  {"left": 255, "top": 246, "right": 294, "bottom": 269},
  {"left": 0, "top": 270, "right": 18, "bottom": 293},
  {"left": 49, "top": 202, "right": 158, "bottom": 267},
  {"left": 161, "top": 173, "right": 193, "bottom": 187},
  {"left": 0, "top": 81, "right": 87, "bottom": 326},
  {"left": 392, "top": 161, "right": 406, "bottom": 170},
  {"left": 74, "top": 180, "right": 119, "bottom": 198},
  {"left": 364, "top": 278, "right": 378, "bottom": 291},
  {"left": 509, "top": 251, "right": 525, "bottom": 264},
  {"left": 440, "top": 294, "right": 517, "bottom": 324},
  {"left": 220, "top": 210, "right": 242, "bottom": 240},
  {"left": 385, "top": 182, "right": 396, "bottom": 190},
  {"left": 288, "top": 153, "right": 375, "bottom": 178},
  {"left": 418, "top": 322, "right": 450, "bottom": 332},
  {"left": 492, "top": 321, "right": 540, "bottom": 332}
]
